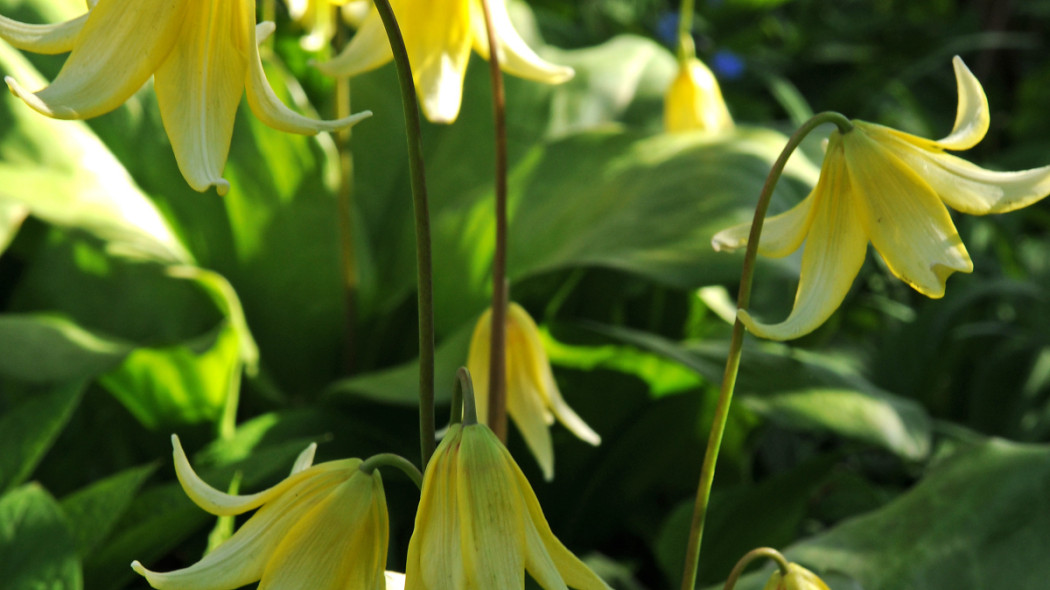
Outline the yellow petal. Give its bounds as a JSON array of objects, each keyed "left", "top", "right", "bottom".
[
  {"left": 712, "top": 191, "right": 817, "bottom": 258},
  {"left": 846, "top": 127, "right": 973, "bottom": 297},
  {"left": 466, "top": 307, "right": 494, "bottom": 427},
  {"left": 0, "top": 13, "right": 87, "bottom": 55},
  {"left": 506, "top": 334, "right": 556, "bottom": 480},
  {"left": 508, "top": 446, "right": 612, "bottom": 590},
  {"left": 458, "top": 425, "right": 526, "bottom": 588},
  {"left": 172, "top": 434, "right": 355, "bottom": 516},
  {"left": 313, "top": 10, "right": 392, "bottom": 77},
  {"left": 740, "top": 135, "right": 868, "bottom": 341},
  {"left": 286, "top": 0, "right": 308, "bottom": 20},
  {"left": 469, "top": 0, "right": 574, "bottom": 84},
  {"left": 867, "top": 127, "right": 1050, "bottom": 215},
  {"left": 408, "top": 425, "right": 466, "bottom": 589},
  {"left": 508, "top": 303, "right": 600, "bottom": 447},
  {"left": 246, "top": 22, "right": 372, "bottom": 135},
  {"left": 290, "top": 442, "right": 317, "bottom": 474},
  {"left": 663, "top": 58, "right": 733, "bottom": 134},
  {"left": 153, "top": 0, "right": 250, "bottom": 195},
  {"left": 762, "top": 564, "right": 831, "bottom": 590},
  {"left": 6, "top": 0, "right": 188, "bottom": 119},
  {"left": 133, "top": 468, "right": 346, "bottom": 589},
  {"left": 405, "top": 0, "right": 473, "bottom": 123},
  {"left": 259, "top": 471, "right": 387, "bottom": 590}
]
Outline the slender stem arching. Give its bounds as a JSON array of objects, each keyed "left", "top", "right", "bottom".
[
  {"left": 679, "top": 112, "right": 852, "bottom": 590},
  {"left": 334, "top": 6, "right": 358, "bottom": 373},
  {"left": 722, "top": 548, "right": 791, "bottom": 590},
  {"left": 368, "top": 0, "right": 437, "bottom": 467},
  {"left": 359, "top": 453, "right": 424, "bottom": 489},
  {"left": 478, "top": 0, "right": 510, "bottom": 442}
]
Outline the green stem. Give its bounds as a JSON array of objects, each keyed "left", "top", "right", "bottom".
[
  {"left": 461, "top": 367, "right": 479, "bottom": 426},
  {"left": 676, "top": 0, "right": 696, "bottom": 62},
  {"left": 450, "top": 366, "right": 472, "bottom": 426},
  {"left": 478, "top": 0, "right": 509, "bottom": 442},
  {"left": 369, "top": 0, "right": 436, "bottom": 467},
  {"left": 722, "top": 548, "right": 790, "bottom": 590},
  {"left": 679, "top": 112, "right": 852, "bottom": 590},
  {"left": 359, "top": 453, "right": 424, "bottom": 489}
]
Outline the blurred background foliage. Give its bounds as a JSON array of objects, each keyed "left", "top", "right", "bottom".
[{"left": 1, "top": 0, "right": 1049, "bottom": 589}]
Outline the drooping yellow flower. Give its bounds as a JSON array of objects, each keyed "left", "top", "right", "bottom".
[
  {"left": 0, "top": 0, "right": 370, "bottom": 195},
  {"left": 664, "top": 57, "right": 734, "bottom": 133},
  {"left": 467, "top": 302, "right": 600, "bottom": 481},
  {"left": 404, "top": 422, "right": 611, "bottom": 590},
  {"left": 132, "top": 435, "right": 388, "bottom": 590},
  {"left": 315, "top": 0, "right": 574, "bottom": 123},
  {"left": 762, "top": 563, "right": 830, "bottom": 590},
  {"left": 285, "top": 0, "right": 341, "bottom": 51},
  {"left": 712, "top": 56, "right": 1050, "bottom": 341}
]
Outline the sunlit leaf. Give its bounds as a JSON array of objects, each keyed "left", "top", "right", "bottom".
[
  {"left": 0, "top": 484, "right": 82, "bottom": 590},
  {"left": 0, "top": 381, "right": 84, "bottom": 493}
]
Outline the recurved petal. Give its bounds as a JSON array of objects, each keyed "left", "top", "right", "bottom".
[
  {"left": 132, "top": 468, "right": 346, "bottom": 590},
  {"left": 247, "top": 22, "right": 371, "bottom": 134},
  {"left": 384, "top": 572, "right": 407, "bottom": 590},
  {"left": 469, "top": 0, "right": 574, "bottom": 84},
  {"left": 846, "top": 127, "right": 973, "bottom": 297},
  {"left": 290, "top": 442, "right": 317, "bottom": 474},
  {"left": 870, "top": 128, "right": 1050, "bottom": 215},
  {"left": 506, "top": 339, "right": 556, "bottom": 480},
  {"left": 712, "top": 186, "right": 818, "bottom": 259},
  {"left": 0, "top": 13, "right": 87, "bottom": 55},
  {"left": 509, "top": 449, "right": 612, "bottom": 590},
  {"left": 740, "top": 137, "right": 868, "bottom": 341},
  {"left": 458, "top": 425, "right": 526, "bottom": 588},
  {"left": 408, "top": 425, "right": 467, "bottom": 589},
  {"left": 466, "top": 308, "right": 494, "bottom": 428},
  {"left": 259, "top": 471, "right": 387, "bottom": 590},
  {"left": 153, "top": 0, "right": 250, "bottom": 195},
  {"left": 172, "top": 434, "right": 355, "bottom": 516},
  {"left": 314, "top": 9, "right": 391, "bottom": 77},
  {"left": 507, "top": 304, "right": 600, "bottom": 447},
  {"left": 6, "top": 0, "right": 188, "bottom": 119}
]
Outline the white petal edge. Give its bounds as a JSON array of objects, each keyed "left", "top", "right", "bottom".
[{"left": 469, "top": 0, "right": 574, "bottom": 84}]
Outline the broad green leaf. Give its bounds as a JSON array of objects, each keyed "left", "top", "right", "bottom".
[
  {"left": 0, "top": 484, "right": 82, "bottom": 590},
  {"left": 59, "top": 463, "right": 158, "bottom": 557},
  {"left": 324, "top": 322, "right": 475, "bottom": 405},
  {"left": 0, "top": 382, "right": 84, "bottom": 493},
  {"left": 584, "top": 323, "right": 932, "bottom": 460},
  {"left": 723, "top": 438, "right": 1050, "bottom": 590},
  {"left": 0, "top": 314, "right": 133, "bottom": 384},
  {"left": 0, "top": 201, "right": 27, "bottom": 255},
  {"left": 98, "top": 322, "right": 241, "bottom": 430},
  {"left": 0, "top": 43, "right": 189, "bottom": 263}
]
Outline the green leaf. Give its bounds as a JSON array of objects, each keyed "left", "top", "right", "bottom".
[
  {"left": 0, "top": 484, "right": 82, "bottom": 590},
  {"left": 585, "top": 323, "right": 932, "bottom": 460},
  {"left": 0, "top": 43, "right": 189, "bottom": 263},
  {"left": 723, "top": 439, "right": 1050, "bottom": 590},
  {"left": 0, "top": 315, "right": 133, "bottom": 384},
  {"left": 0, "top": 382, "right": 84, "bottom": 494},
  {"left": 59, "top": 464, "right": 158, "bottom": 558},
  {"left": 98, "top": 322, "right": 242, "bottom": 429}
]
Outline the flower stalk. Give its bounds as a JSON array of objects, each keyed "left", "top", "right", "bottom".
[
  {"left": 478, "top": 0, "right": 510, "bottom": 441},
  {"left": 722, "top": 548, "right": 790, "bottom": 590},
  {"left": 359, "top": 453, "right": 424, "bottom": 489},
  {"left": 334, "top": 11, "right": 359, "bottom": 372},
  {"left": 368, "top": 0, "right": 436, "bottom": 466},
  {"left": 676, "top": 0, "right": 696, "bottom": 62},
  {"left": 679, "top": 112, "right": 852, "bottom": 590}
]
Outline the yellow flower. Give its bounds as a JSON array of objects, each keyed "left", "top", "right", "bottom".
[
  {"left": 761, "top": 563, "right": 830, "bottom": 590},
  {"left": 404, "top": 422, "right": 611, "bottom": 590},
  {"left": 664, "top": 57, "right": 734, "bottom": 133},
  {"left": 315, "top": 0, "right": 574, "bottom": 123},
  {"left": 467, "top": 302, "right": 601, "bottom": 481},
  {"left": 285, "top": 0, "right": 341, "bottom": 51},
  {"left": 712, "top": 56, "right": 1050, "bottom": 341},
  {"left": 0, "top": 0, "right": 370, "bottom": 195},
  {"left": 132, "top": 435, "right": 388, "bottom": 590}
]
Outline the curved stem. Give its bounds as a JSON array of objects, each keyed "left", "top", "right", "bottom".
[
  {"left": 460, "top": 367, "right": 479, "bottom": 426},
  {"left": 369, "top": 0, "right": 436, "bottom": 467},
  {"left": 359, "top": 453, "right": 424, "bottom": 489},
  {"left": 676, "top": 0, "right": 696, "bottom": 62},
  {"left": 334, "top": 9, "right": 358, "bottom": 373},
  {"left": 450, "top": 366, "right": 473, "bottom": 426},
  {"left": 722, "top": 548, "right": 791, "bottom": 590},
  {"left": 478, "top": 0, "right": 510, "bottom": 442},
  {"left": 679, "top": 112, "right": 852, "bottom": 590}
]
